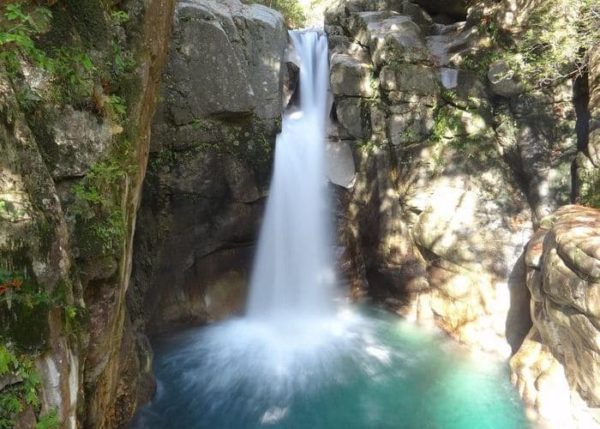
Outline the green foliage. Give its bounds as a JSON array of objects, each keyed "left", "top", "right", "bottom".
[
  {"left": 105, "top": 94, "right": 127, "bottom": 122},
  {"left": 579, "top": 168, "right": 600, "bottom": 208},
  {"left": 464, "top": 0, "right": 600, "bottom": 88},
  {"left": 0, "top": 3, "right": 97, "bottom": 104},
  {"left": 109, "top": 9, "right": 136, "bottom": 81},
  {"left": 49, "top": 47, "right": 96, "bottom": 102},
  {"left": 0, "top": 345, "right": 47, "bottom": 429},
  {"left": 357, "top": 138, "right": 380, "bottom": 155},
  {"left": 244, "top": 0, "right": 306, "bottom": 27},
  {"left": 461, "top": 50, "right": 502, "bottom": 77},
  {"left": 110, "top": 10, "right": 130, "bottom": 25},
  {"left": 36, "top": 410, "right": 59, "bottom": 429},
  {"left": 0, "top": 268, "right": 50, "bottom": 309},
  {"left": 0, "top": 3, "right": 52, "bottom": 72},
  {"left": 72, "top": 160, "right": 129, "bottom": 256},
  {"left": 508, "top": 0, "right": 600, "bottom": 87}
]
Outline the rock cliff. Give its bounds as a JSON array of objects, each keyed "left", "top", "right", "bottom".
[
  {"left": 0, "top": 0, "right": 175, "bottom": 427},
  {"left": 324, "top": 0, "right": 599, "bottom": 426},
  {"left": 1, "top": 0, "right": 599, "bottom": 428},
  {"left": 129, "top": 0, "right": 287, "bottom": 333},
  {"left": 511, "top": 205, "right": 600, "bottom": 427}
]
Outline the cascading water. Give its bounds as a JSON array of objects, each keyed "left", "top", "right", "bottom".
[
  {"left": 247, "top": 31, "right": 335, "bottom": 321},
  {"left": 130, "top": 31, "right": 530, "bottom": 429}
]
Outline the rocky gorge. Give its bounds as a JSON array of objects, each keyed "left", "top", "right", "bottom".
[{"left": 0, "top": 0, "right": 599, "bottom": 428}]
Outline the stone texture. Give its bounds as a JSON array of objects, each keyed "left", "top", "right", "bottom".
[
  {"left": 511, "top": 205, "right": 600, "bottom": 428},
  {"left": 164, "top": 0, "right": 285, "bottom": 124},
  {"left": 488, "top": 60, "right": 523, "bottom": 97},
  {"left": 336, "top": 97, "right": 371, "bottom": 139},
  {"left": 379, "top": 64, "right": 439, "bottom": 95},
  {"left": 326, "top": 139, "right": 356, "bottom": 188},
  {"left": 129, "top": 0, "right": 287, "bottom": 342},
  {"left": 43, "top": 106, "right": 114, "bottom": 180},
  {"left": 330, "top": 53, "right": 374, "bottom": 97},
  {"left": 0, "top": 0, "right": 178, "bottom": 427},
  {"left": 324, "top": 0, "right": 575, "bottom": 360},
  {"left": 0, "top": 69, "right": 80, "bottom": 429},
  {"left": 589, "top": 47, "right": 600, "bottom": 168},
  {"left": 349, "top": 11, "right": 429, "bottom": 67}
]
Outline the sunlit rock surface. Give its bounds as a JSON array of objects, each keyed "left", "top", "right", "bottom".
[
  {"left": 325, "top": 0, "right": 542, "bottom": 357},
  {"left": 511, "top": 205, "right": 600, "bottom": 428}
]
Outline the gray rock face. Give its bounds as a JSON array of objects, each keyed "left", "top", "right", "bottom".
[
  {"left": 44, "top": 106, "right": 114, "bottom": 179},
  {"left": 166, "top": 0, "right": 286, "bottom": 124},
  {"left": 131, "top": 0, "right": 287, "bottom": 333},
  {"left": 379, "top": 64, "right": 439, "bottom": 95},
  {"left": 336, "top": 98, "right": 371, "bottom": 139},
  {"left": 360, "top": 13, "right": 429, "bottom": 67},
  {"left": 330, "top": 53, "right": 374, "bottom": 97},
  {"left": 487, "top": 60, "right": 523, "bottom": 97}
]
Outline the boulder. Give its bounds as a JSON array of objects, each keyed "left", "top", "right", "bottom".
[
  {"left": 513, "top": 205, "right": 600, "bottom": 425},
  {"left": 380, "top": 64, "right": 439, "bottom": 95},
  {"left": 326, "top": 139, "right": 356, "bottom": 188},
  {"left": 165, "top": 0, "right": 286, "bottom": 124},
  {"left": 330, "top": 53, "right": 374, "bottom": 97},
  {"left": 350, "top": 12, "right": 429, "bottom": 67},
  {"left": 487, "top": 60, "right": 524, "bottom": 97},
  {"left": 336, "top": 98, "right": 372, "bottom": 139}
]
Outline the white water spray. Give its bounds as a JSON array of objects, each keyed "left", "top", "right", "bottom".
[
  {"left": 131, "top": 31, "right": 531, "bottom": 429},
  {"left": 247, "top": 31, "right": 335, "bottom": 320}
]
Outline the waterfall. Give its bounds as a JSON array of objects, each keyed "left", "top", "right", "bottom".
[
  {"left": 131, "top": 30, "right": 531, "bottom": 429},
  {"left": 246, "top": 31, "right": 336, "bottom": 320}
]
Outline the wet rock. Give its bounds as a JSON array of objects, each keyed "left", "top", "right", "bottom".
[{"left": 131, "top": 0, "right": 287, "bottom": 335}]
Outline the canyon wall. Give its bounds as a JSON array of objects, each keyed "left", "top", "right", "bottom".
[
  {"left": 0, "top": 0, "right": 175, "bottom": 427},
  {"left": 129, "top": 0, "right": 288, "bottom": 333},
  {"left": 1, "top": 0, "right": 599, "bottom": 428},
  {"left": 324, "top": 0, "right": 599, "bottom": 427}
]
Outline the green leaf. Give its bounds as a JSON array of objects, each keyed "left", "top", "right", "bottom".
[{"left": 0, "top": 346, "right": 15, "bottom": 376}]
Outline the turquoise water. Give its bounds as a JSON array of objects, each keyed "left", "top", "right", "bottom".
[{"left": 130, "top": 307, "right": 529, "bottom": 429}]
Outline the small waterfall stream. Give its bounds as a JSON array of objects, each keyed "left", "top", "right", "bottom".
[{"left": 129, "top": 31, "right": 529, "bottom": 429}]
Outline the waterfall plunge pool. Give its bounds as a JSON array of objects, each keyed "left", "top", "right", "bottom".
[
  {"left": 130, "top": 306, "right": 529, "bottom": 429},
  {"left": 130, "top": 31, "right": 529, "bottom": 429}
]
